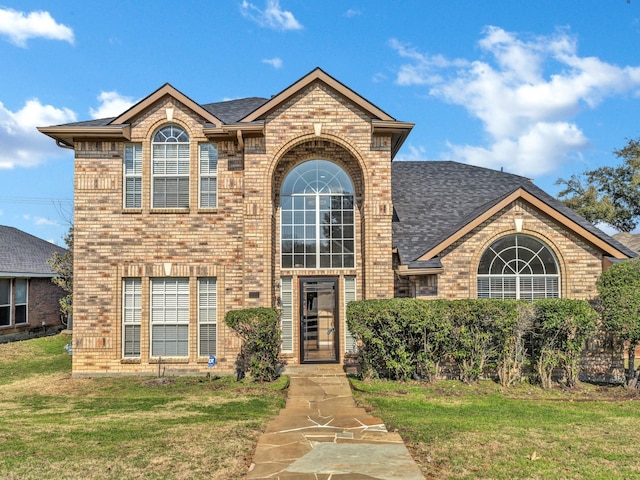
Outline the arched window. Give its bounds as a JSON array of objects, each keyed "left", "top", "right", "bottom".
[
  {"left": 281, "top": 160, "right": 355, "bottom": 269},
  {"left": 477, "top": 234, "right": 560, "bottom": 300},
  {"left": 152, "top": 125, "right": 190, "bottom": 208}
]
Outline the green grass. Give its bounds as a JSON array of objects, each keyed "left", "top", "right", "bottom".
[
  {"left": 0, "top": 334, "right": 287, "bottom": 480},
  {"left": 351, "top": 378, "right": 640, "bottom": 479}
]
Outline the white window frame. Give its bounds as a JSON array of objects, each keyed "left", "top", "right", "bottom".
[
  {"left": 0, "top": 278, "right": 11, "bottom": 326},
  {"left": 150, "top": 278, "right": 189, "bottom": 357},
  {"left": 151, "top": 125, "right": 190, "bottom": 209},
  {"left": 280, "top": 277, "right": 293, "bottom": 353},
  {"left": 123, "top": 143, "right": 142, "bottom": 209},
  {"left": 199, "top": 143, "right": 218, "bottom": 208},
  {"left": 122, "top": 278, "right": 142, "bottom": 357},
  {"left": 198, "top": 278, "right": 217, "bottom": 357},
  {"left": 14, "top": 278, "right": 27, "bottom": 325},
  {"left": 344, "top": 276, "right": 357, "bottom": 354}
]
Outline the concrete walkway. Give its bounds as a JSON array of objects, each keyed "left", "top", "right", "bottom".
[{"left": 247, "top": 364, "right": 425, "bottom": 480}]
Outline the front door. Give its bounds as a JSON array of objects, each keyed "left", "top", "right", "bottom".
[{"left": 300, "top": 278, "right": 338, "bottom": 363}]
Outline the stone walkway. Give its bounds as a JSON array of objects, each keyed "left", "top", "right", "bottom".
[{"left": 247, "top": 364, "right": 425, "bottom": 480}]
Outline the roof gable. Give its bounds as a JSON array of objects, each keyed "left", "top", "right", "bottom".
[
  {"left": 110, "top": 83, "right": 223, "bottom": 127},
  {"left": 392, "top": 161, "right": 635, "bottom": 265},
  {"left": 241, "top": 67, "right": 396, "bottom": 122},
  {"left": 0, "top": 226, "right": 66, "bottom": 276}
]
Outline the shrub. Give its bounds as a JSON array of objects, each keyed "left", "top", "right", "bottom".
[
  {"left": 532, "top": 299, "right": 598, "bottom": 388},
  {"left": 225, "top": 307, "right": 283, "bottom": 382}
]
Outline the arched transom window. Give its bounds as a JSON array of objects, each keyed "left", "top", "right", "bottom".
[
  {"left": 152, "top": 125, "right": 190, "bottom": 208},
  {"left": 477, "top": 234, "right": 560, "bottom": 300},
  {"left": 281, "top": 160, "right": 355, "bottom": 269}
]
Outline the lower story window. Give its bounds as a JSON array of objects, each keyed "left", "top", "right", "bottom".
[
  {"left": 122, "top": 278, "right": 141, "bottom": 357},
  {"left": 151, "top": 278, "right": 189, "bottom": 357},
  {"left": 0, "top": 279, "right": 10, "bottom": 326},
  {"left": 0, "top": 278, "right": 28, "bottom": 326},
  {"left": 198, "top": 278, "right": 217, "bottom": 356}
]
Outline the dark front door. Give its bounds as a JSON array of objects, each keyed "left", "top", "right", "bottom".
[{"left": 300, "top": 278, "right": 338, "bottom": 363}]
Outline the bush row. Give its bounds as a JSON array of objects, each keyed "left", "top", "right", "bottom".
[{"left": 346, "top": 298, "right": 598, "bottom": 387}]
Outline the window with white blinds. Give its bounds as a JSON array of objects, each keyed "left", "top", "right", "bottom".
[
  {"left": 199, "top": 143, "right": 218, "bottom": 208},
  {"left": 198, "top": 278, "right": 217, "bottom": 356},
  {"left": 124, "top": 143, "right": 142, "bottom": 208},
  {"left": 14, "top": 278, "right": 27, "bottom": 325},
  {"left": 122, "top": 278, "right": 141, "bottom": 357},
  {"left": 151, "top": 278, "right": 189, "bottom": 357},
  {"left": 152, "top": 125, "right": 190, "bottom": 208},
  {"left": 344, "top": 276, "right": 357, "bottom": 353},
  {"left": 280, "top": 277, "right": 293, "bottom": 353}
]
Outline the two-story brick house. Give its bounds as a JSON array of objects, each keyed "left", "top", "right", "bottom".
[{"left": 39, "top": 68, "right": 634, "bottom": 376}]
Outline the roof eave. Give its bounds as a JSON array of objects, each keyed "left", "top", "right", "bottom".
[
  {"left": 203, "top": 121, "right": 265, "bottom": 139},
  {"left": 37, "top": 125, "right": 131, "bottom": 148},
  {"left": 372, "top": 120, "right": 414, "bottom": 160}
]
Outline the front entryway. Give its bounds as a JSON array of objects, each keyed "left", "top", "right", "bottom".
[{"left": 300, "top": 278, "right": 339, "bottom": 363}]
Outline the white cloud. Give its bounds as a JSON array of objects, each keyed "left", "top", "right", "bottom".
[
  {"left": 0, "top": 8, "right": 74, "bottom": 47},
  {"left": 390, "top": 27, "right": 640, "bottom": 177},
  {"left": 240, "top": 0, "right": 302, "bottom": 31},
  {"left": 34, "top": 216, "right": 59, "bottom": 226},
  {"left": 344, "top": 9, "right": 362, "bottom": 18},
  {"left": 395, "top": 144, "right": 428, "bottom": 162},
  {"left": 262, "top": 57, "right": 283, "bottom": 69},
  {"left": 89, "top": 91, "right": 136, "bottom": 119},
  {"left": 0, "top": 98, "right": 76, "bottom": 169}
]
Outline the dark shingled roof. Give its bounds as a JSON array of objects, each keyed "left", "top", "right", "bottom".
[
  {"left": 201, "top": 97, "right": 268, "bottom": 124},
  {"left": 392, "top": 161, "right": 637, "bottom": 264},
  {"left": 0, "top": 226, "right": 66, "bottom": 276},
  {"left": 612, "top": 232, "right": 640, "bottom": 255}
]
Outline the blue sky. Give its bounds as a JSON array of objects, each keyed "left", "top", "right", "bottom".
[{"left": 1, "top": 0, "right": 640, "bottom": 244}]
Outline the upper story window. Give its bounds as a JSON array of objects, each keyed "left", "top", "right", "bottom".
[
  {"left": 199, "top": 143, "right": 218, "bottom": 208},
  {"left": 124, "top": 143, "right": 142, "bottom": 208},
  {"left": 477, "top": 234, "right": 560, "bottom": 300},
  {"left": 280, "top": 160, "right": 355, "bottom": 269},
  {"left": 152, "top": 125, "right": 190, "bottom": 208}
]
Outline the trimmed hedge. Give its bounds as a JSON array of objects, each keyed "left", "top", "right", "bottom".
[
  {"left": 225, "top": 307, "right": 283, "bottom": 382},
  {"left": 347, "top": 297, "right": 598, "bottom": 387}
]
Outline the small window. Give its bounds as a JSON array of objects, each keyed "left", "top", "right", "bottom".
[
  {"left": 14, "top": 279, "right": 27, "bottom": 324},
  {"left": 151, "top": 278, "right": 189, "bottom": 357},
  {"left": 199, "top": 144, "right": 218, "bottom": 208},
  {"left": 0, "top": 279, "right": 10, "bottom": 326},
  {"left": 124, "top": 143, "right": 142, "bottom": 208},
  {"left": 122, "top": 278, "right": 141, "bottom": 357},
  {"left": 152, "top": 125, "right": 190, "bottom": 208},
  {"left": 415, "top": 275, "right": 437, "bottom": 297},
  {"left": 198, "top": 278, "right": 217, "bottom": 356}
]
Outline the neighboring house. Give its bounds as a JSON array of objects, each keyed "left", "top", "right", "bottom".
[
  {"left": 612, "top": 232, "right": 640, "bottom": 255},
  {"left": 39, "top": 68, "right": 635, "bottom": 377},
  {"left": 0, "top": 226, "right": 67, "bottom": 342}
]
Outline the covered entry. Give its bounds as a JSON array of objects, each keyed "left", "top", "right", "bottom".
[{"left": 300, "top": 277, "right": 339, "bottom": 363}]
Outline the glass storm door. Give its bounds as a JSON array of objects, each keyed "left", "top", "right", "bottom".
[{"left": 300, "top": 278, "right": 338, "bottom": 363}]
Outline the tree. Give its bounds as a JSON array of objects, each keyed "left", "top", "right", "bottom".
[
  {"left": 556, "top": 138, "right": 640, "bottom": 232},
  {"left": 597, "top": 258, "right": 640, "bottom": 387},
  {"left": 48, "top": 225, "right": 73, "bottom": 319}
]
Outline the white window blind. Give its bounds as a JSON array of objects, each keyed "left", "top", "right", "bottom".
[
  {"left": 199, "top": 143, "right": 218, "bottom": 208},
  {"left": 122, "top": 278, "right": 141, "bottom": 357},
  {"left": 152, "top": 126, "right": 190, "bottom": 208},
  {"left": 124, "top": 143, "right": 142, "bottom": 208},
  {"left": 344, "top": 276, "right": 357, "bottom": 353},
  {"left": 280, "top": 277, "right": 293, "bottom": 353},
  {"left": 151, "top": 278, "right": 189, "bottom": 357},
  {"left": 198, "top": 278, "right": 217, "bottom": 356}
]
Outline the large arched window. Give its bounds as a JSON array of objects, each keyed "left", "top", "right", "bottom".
[
  {"left": 477, "top": 234, "right": 560, "bottom": 300},
  {"left": 281, "top": 160, "right": 355, "bottom": 269},
  {"left": 152, "top": 125, "right": 190, "bottom": 208}
]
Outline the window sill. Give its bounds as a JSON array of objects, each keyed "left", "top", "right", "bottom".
[
  {"left": 149, "top": 357, "right": 190, "bottom": 364},
  {"left": 122, "top": 209, "right": 142, "bottom": 214},
  {"left": 197, "top": 208, "right": 219, "bottom": 214},
  {"left": 150, "top": 208, "right": 190, "bottom": 214},
  {"left": 121, "top": 358, "right": 141, "bottom": 364}
]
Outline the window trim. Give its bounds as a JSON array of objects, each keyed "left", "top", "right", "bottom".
[
  {"left": 151, "top": 125, "right": 190, "bottom": 209},
  {"left": 0, "top": 278, "right": 11, "bottom": 327},
  {"left": 197, "top": 278, "right": 217, "bottom": 357},
  {"left": 14, "top": 278, "right": 27, "bottom": 325},
  {"left": 123, "top": 143, "right": 142, "bottom": 209},
  {"left": 477, "top": 234, "right": 561, "bottom": 300},
  {"left": 150, "top": 278, "right": 190, "bottom": 357},
  {"left": 198, "top": 143, "right": 218, "bottom": 209},
  {"left": 122, "top": 278, "right": 142, "bottom": 358}
]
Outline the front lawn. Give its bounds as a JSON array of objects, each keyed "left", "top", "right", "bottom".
[
  {"left": 351, "top": 378, "right": 640, "bottom": 480},
  {"left": 0, "top": 334, "right": 287, "bottom": 480}
]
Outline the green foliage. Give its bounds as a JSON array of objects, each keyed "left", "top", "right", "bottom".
[
  {"left": 47, "top": 225, "right": 73, "bottom": 317},
  {"left": 556, "top": 137, "right": 640, "bottom": 232},
  {"left": 597, "top": 258, "right": 640, "bottom": 383},
  {"left": 532, "top": 299, "right": 598, "bottom": 388},
  {"left": 225, "top": 307, "right": 284, "bottom": 382}
]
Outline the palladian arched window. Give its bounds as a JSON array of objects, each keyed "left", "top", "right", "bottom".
[
  {"left": 152, "top": 125, "right": 190, "bottom": 208},
  {"left": 477, "top": 234, "right": 560, "bottom": 300},
  {"left": 281, "top": 160, "right": 355, "bottom": 269}
]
